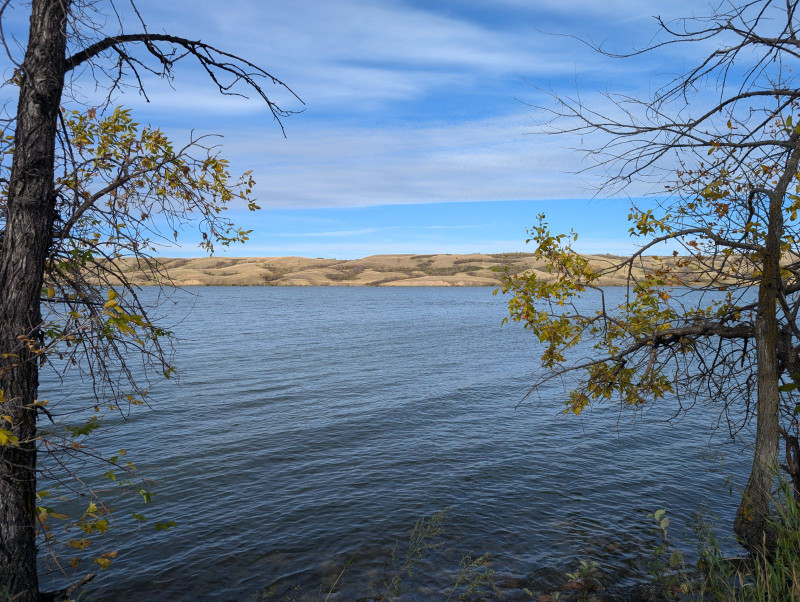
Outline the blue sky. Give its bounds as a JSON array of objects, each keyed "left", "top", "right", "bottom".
[{"left": 6, "top": 0, "right": 710, "bottom": 257}]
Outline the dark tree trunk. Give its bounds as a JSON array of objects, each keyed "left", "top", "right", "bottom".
[
  {"left": 732, "top": 143, "right": 800, "bottom": 553},
  {"left": 0, "top": 0, "right": 69, "bottom": 598},
  {"left": 735, "top": 257, "right": 781, "bottom": 552}
]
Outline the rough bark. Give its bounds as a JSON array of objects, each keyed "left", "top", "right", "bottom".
[
  {"left": 733, "top": 143, "right": 800, "bottom": 553},
  {"left": 734, "top": 247, "right": 781, "bottom": 552},
  {"left": 0, "top": 0, "right": 69, "bottom": 598}
]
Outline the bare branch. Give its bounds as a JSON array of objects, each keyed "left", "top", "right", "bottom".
[{"left": 64, "top": 33, "right": 303, "bottom": 134}]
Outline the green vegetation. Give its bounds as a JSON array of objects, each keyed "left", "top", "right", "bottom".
[
  {"left": 259, "top": 510, "right": 499, "bottom": 601},
  {"left": 640, "top": 479, "right": 800, "bottom": 600},
  {"left": 4, "top": 0, "right": 800, "bottom": 599},
  {"left": 383, "top": 509, "right": 450, "bottom": 598},
  {"left": 256, "top": 486, "right": 799, "bottom": 600},
  {"left": 500, "top": 0, "right": 800, "bottom": 556},
  {"left": 327, "top": 266, "right": 367, "bottom": 280},
  {"left": 0, "top": 1, "right": 297, "bottom": 597}
]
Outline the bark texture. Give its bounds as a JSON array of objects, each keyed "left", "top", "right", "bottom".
[
  {"left": 735, "top": 249, "right": 781, "bottom": 552},
  {"left": 0, "top": 0, "right": 69, "bottom": 598},
  {"left": 733, "top": 142, "right": 800, "bottom": 553}
]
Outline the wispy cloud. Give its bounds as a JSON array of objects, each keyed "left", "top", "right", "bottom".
[
  {"left": 112, "top": 0, "right": 663, "bottom": 118},
  {"left": 0, "top": 0, "right": 708, "bottom": 257},
  {"left": 39, "top": 0, "right": 695, "bottom": 218},
  {"left": 186, "top": 107, "right": 659, "bottom": 210}
]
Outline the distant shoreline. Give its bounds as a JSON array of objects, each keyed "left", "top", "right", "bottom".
[{"left": 109, "top": 253, "right": 713, "bottom": 288}]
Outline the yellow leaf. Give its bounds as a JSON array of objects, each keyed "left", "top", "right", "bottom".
[
  {"left": 67, "top": 538, "right": 91, "bottom": 550},
  {"left": 0, "top": 428, "right": 19, "bottom": 447},
  {"left": 1, "top": 415, "right": 11, "bottom": 425},
  {"left": 117, "top": 322, "right": 134, "bottom": 336},
  {"left": 103, "top": 299, "right": 118, "bottom": 309},
  {"left": 94, "top": 557, "right": 111, "bottom": 570}
]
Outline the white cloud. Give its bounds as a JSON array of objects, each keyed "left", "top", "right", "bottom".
[
  {"left": 189, "top": 105, "right": 660, "bottom": 210},
  {"left": 0, "top": 0, "right": 706, "bottom": 219},
  {"left": 114, "top": 0, "right": 651, "bottom": 114},
  {"left": 83, "top": 0, "right": 693, "bottom": 214}
]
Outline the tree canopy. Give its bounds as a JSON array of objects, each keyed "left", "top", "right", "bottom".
[
  {"left": 501, "top": 0, "right": 800, "bottom": 554},
  {"left": 0, "top": 1, "right": 299, "bottom": 598}
]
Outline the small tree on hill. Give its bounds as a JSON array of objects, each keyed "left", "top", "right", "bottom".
[
  {"left": 0, "top": 0, "right": 300, "bottom": 598},
  {"left": 502, "top": 0, "right": 800, "bottom": 554}
]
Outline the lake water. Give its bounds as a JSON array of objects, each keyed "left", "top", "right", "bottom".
[{"left": 39, "top": 287, "right": 754, "bottom": 600}]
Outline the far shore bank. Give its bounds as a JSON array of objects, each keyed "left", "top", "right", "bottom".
[{"left": 107, "top": 253, "right": 730, "bottom": 288}]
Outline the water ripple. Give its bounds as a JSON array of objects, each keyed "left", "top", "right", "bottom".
[{"left": 39, "top": 287, "right": 752, "bottom": 600}]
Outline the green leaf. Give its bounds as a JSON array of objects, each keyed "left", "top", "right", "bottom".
[
  {"left": 779, "top": 383, "right": 797, "bottom": 392},
  {"left": 154, "top": 521, "right": 177, "bottom": 531},
  {"left": 653, "top": 509, "right": 666, "bottom": 522},
  {"left": 138, "top": 488, "right": 152, "bottom": 504},
  {"left": 669, "top": 549, "right": 683, "bottom": 568},
  {"left": 66, "top": 416, "right": 101, "bottom": 438}
]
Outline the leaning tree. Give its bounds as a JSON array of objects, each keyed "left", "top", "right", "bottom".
[
  {"left": 0, "top": 0, "right": 300, "bottom": 598},
  {"left": 502, "top": 0, "right": 800, "bottom": 554}
]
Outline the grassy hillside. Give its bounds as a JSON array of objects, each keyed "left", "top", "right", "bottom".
[{"left": 106, "top": 253, "right": 725, "bottom": 287}]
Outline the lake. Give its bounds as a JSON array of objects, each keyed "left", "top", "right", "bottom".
[{"left": 39, "top": 286, "right": 753, "bottom": 600}]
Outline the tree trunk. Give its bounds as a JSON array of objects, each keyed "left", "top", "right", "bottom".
[
  {"left": 733, "top": 178, "right": 790, "bottom": 554},
  {"left": 0, "top": 0, "right": 69, "bottom": 598}
]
